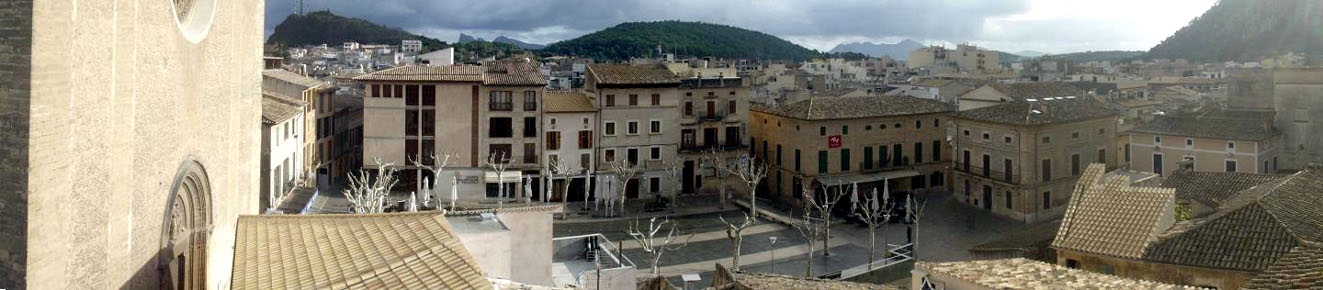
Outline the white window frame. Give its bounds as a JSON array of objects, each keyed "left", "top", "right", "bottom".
[
  {"left": 627, "top": 120, "right": 640, "bottom": 136},
  {"left": 649, "top": 119, "right": 662, "bottom": 134},
  {"left": 604, "top": 121, "right": 617, "bottom": 136},
  {"left": 603, "top": 149, "right": 616, "bottom": 162},
  {"left": 1225, "top": 159, "right": 1238, "bottom": 173},
  {"left": 1185, "top": 138, "right": 1194, "bottom": 148}
]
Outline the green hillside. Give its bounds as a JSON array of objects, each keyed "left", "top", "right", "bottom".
[
  {"left": 1146, "top": 0, "right": 1323, "bottom": 62},
  {"left": 542, "top": 21, "right": 823, "bottom": 61},
  {"left": 266, "top": 11, "right": 525, "bottom": 63}
]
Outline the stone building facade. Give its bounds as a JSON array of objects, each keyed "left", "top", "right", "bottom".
[
  {"left": 953, "top": 97, "right": 1117, "bottom": 223},
  {"left": 750, "top": 95, "right": 954, "bottom": 207},
  {"left": 1, "top": 0, "right": 264, "bottom": 288}
]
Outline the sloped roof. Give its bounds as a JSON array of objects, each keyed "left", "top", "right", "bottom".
[
  {"left": 986, "top": 82, "right": 1084, "bottom": 101},
  {"left": 353, "top": 65, "right": 485, "bottom": 82},
  {"left": 917, "top": 258, "right": 1199, "bottom": 290},
  {"left": 264, "top": 69, "right": 330, "bottom": 89},
  {"left": 1243, "top": 243, "right": 1323, "bottom": 290},
  {"left": 1145, "top": 167, "right": 1323, "bottom": 272},
  {"left": 710, "top": 263, "right": 896, "bottom": 290},
  {"left": 1160, "top": 171, "right": 1285, "bottom": 208},
  {"left": 753, "top": 95, "right": 954, "bottom": 120},
  {"left": 543, "top": 91, "right": 596, "bottom": 113},
  {"left": 1131, "top": 110, "right": 1279, "bottom": 141},
  {"left": 483, "top": 57, "right": 547, "bottom": 86},
  {"left": 1053, "top": 164, "right": 1177, "bottom": 259},
  {"left": 955, "top": 97, "right": 1117, "bottom": 126},
  {"left": 586, "top": 64, "right": 682, "bottom": 85},
  {"left": 231, "top": 212, "right": 489, "bottom": 290},
  {"left": 261, "top": 91, "right": 305, "bottom": 125}
]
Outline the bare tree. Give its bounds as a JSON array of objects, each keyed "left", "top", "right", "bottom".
[
  {"left": 627, "top": 217, "right": 694, "bottom": 277},
  {"left": 791, "top": 186, "right": 825, "bottom": 278},
  {"left": 719, "top": 212, "right": 756, "bottom": 271},
  {"left": 906, "top": 194, "right": 928, "bottom": 260},
  {"left": 723, "top": 154, "right": 767, "bottom": 218},
  {"left": 703, "top": 150, "right": 731, "bottom": 209},
  {"left": 606, "top": 159, "right": 639, "bottom": 217},
  {"left": 411, "top": 152, "right": 455, "bottom": 210},
  {"left": 548, "top": 158, "right": 578, "bottom": 205},
  {"left": 854, "top": 188, "right": 894, "bottom": 270},
  {"left": 806, "top": 183, "right": 849, "bottom": 256},
  {"left": 343, "top": 158, "right": 399, "bottom": 214},
  {"left": 661, "top": 159, "right": 683, "bottom": 212},
  {"left": 484, "top": 152, "right": 512, "bottom": 208}
]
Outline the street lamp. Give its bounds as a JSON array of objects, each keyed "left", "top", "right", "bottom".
[{"left": 768, "top": 236, "right": 779, "bottom": 274}]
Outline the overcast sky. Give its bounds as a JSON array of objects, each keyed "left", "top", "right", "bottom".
[{"left": 266, "top": 0, "right": 1216, "bottom": 54}]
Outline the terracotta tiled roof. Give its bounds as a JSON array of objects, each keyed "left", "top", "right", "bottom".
[
  {"left": 753, "top": 95, "right": 954, "bottom": 120},
  {"left": 264, "top": 69, "right": 330, "bottom": 89},
  {"left": 1053, "top": 164, "right": 1177, "bottom": 259},
  {"left": 917, "top": 259, "right": 1199, "bottom": 290},
  {"left": 955, "top": 97, "right": 1117, "bottom": 126},
  {"left": 261, "top": 90, "right": 305, "bottom": 125},
  {"left": 1243, "top": 243, "right": 1323, "bottom": 290},
  {"left": 353, "top": 65, "right": 485, "bottom": 82},
  {"left": 483, "top": 58, "right": 547, "bottom": 86},
  {"left": 1160, "top": 171, "right": 1285, "bottom": 208},
  {"left": 1145, "top": 167, "right": 1323, "bottom": 272},
  {"left": 543, "top": 91, "right": 596, "bottom": 113},
  {"left": 986, "top": 82, "right": 1084, "bottom": 101},
  {"left": 231, "top": 212, "right": 489, "bottom": 290},
  {"left": 1131, "top": 110, "right": 1279, "bottom": 141},
  {"left": 587, "top": 64, "right": 682, "bottom": 85}
]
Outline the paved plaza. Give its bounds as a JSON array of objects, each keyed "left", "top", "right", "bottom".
[{"left": 553, "top": 191, "right": 1037, "bottom": 286}]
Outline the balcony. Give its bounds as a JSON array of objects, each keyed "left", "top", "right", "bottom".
[
  {"left": 698, "top": 112, "right": 727, "bottom": 123},
  {"left": 489, "top": 102, "right": 513, "bottom": 111},
  {"left": 955, "top": 163, "right": 1020, "bottom": 184}
]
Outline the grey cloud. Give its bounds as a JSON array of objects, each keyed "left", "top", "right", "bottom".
[{"left": 266, "top": 0, "right": 1030, "bottom": 44}]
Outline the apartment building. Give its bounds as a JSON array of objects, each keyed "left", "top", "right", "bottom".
[
  {"left": 750, "top": 95, "right": 954, "bottom": 206},
  {"left": 952, "top": 96, "right": 1117, "bottom": 223},
  {"left": 1128, "top": 109, "right": 1281, "bottom": 175},
  {"left": 354, "top": 59, "right": 546, "bottom": 202},
  {"left": 260, "top": 91, "right": 307, "bottom": 210},
  {"left": 262, "top": 69, "right": 334, "bottom": 185},
  {"left": 584, "top": 64, "right": 682, "bottom": 199},
  {"left": 542, "top": 91, "right": 597, "bottom": 202},
  {"left": 908, "top": 44, "right": 1002, "bottom": 74},
  {"left": 675, "top": 70, "right": 750, "bottom": 196}
]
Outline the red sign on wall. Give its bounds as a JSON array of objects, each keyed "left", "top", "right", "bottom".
[{"left": 828, "top": 135, "right": 842, "bottom": 148}]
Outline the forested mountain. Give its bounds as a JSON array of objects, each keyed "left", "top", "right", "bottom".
[
  {"left": 542, "top": 21, "right": 823, "bottom": 61},
  {"left": 493, "top": 36, "right": 546, "bottom": 50},
  {"left": 267, "top": 11, "right": 525, "bottom": 63},
  {"left": 267, "top": 11, "right": 448, "bottom": 51},
  {"left": 1146, "top": 0, "right": 1323, "bottom": 62},
  {"left": 829, "top": 39, "right": 924, "bottom": 60}
]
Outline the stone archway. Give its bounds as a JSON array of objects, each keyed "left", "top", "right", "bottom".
[{"left": 160, "top": 160, "right": 212, "bottom": 290}]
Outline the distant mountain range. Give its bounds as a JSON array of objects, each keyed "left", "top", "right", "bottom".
[
  {"left": 542, "top": 21, "right": 822, "bottom": 61},
  {"left": 828, "top": 39, "right": 924, "bottom": 60},
  {"left": 1146, "top": 0, "right": 1323, "bottom": 62},
  {"left": 457, "top": 33, "right": 484, "bottom": 43},
  {"left": 1051, "top": 51, "right": 1145, "bottom": 63},
  {"left": 493, "top": 36, "right": 545, "bottom": 50},
  {"left": 1015, "top": 50, "right": 1046, "bottom": 58}
]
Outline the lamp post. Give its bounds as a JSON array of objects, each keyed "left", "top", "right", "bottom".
[{"left": 768, "top": 236, "right": 779, "bottom": 274}]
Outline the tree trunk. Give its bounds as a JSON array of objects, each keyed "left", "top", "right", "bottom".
[
  {"left": 749, "top": 185, "right": 758, "bottom": 219},
  {"left": 731, "top": 235, "right": 743, "bottom": 271},
  {"left": 805, "top": 241, "right": 815, "bottom": 278},
  {"left": 822, "top": 216, "right": 832, "bottom": 256},
  {"left": 867, "top": 223, "right": 876, "bottom": 270},
  {"left": 719, "top": 175, "right": 727, "bottom": 209},
  {"left": 652, "top": 253, "right": 662, "bottom": 277}
]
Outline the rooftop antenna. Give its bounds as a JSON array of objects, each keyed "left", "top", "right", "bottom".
[{"left": 299, "top": 0, "right": 304, "bottom": 15}]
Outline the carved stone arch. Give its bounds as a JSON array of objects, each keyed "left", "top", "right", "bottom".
[{"left": 159, "top": 159, "right": 213, "bottom": 290}]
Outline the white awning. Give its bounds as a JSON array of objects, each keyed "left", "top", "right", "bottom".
[
  {"left": 483, "top": 171, "right": 523, "bottom": 183},
  {"left": 817, "top": 170, "right": 921, "bottom": 187}
]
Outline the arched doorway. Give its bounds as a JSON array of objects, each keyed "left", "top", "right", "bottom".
[{"left": 160, "top": 160, "right": 212, "bottom": 290}]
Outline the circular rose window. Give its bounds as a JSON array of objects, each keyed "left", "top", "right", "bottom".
[{"left": 171, "top": 0, "right": 216, "bottom": 43}]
